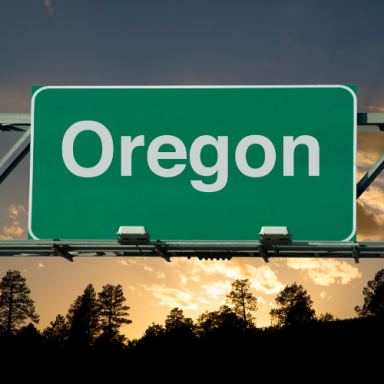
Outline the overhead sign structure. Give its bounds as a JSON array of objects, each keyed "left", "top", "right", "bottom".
[{"left": 29, "top": 86, "right": 356, "bottom": 241}]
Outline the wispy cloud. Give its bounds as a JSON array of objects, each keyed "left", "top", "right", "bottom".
[
  {"left": 201, "top": 281, "right": 232, "bottom": 299},
  {"left": 355, "top": 140, "right": 384, "bottom": 240},
  {"left": 8, "top": 205, "right": 19, "bottom": 220},
  {"left": 258, "top": 297, "right": 266, "bottom": 304},
  {"left": 320, "top": 291, "right": 327, "bottom": 298},
  {"left": 117, "top": 258, "right": 168, "bottom": 282},
  {"left": 359, "top": 185, "right": 384, "bottom": 215},
  {"left": 43, "top": 0, "right": 54, "bottom": 16},
  {"left": 360, "top": 105, "right": 384, "bottom": 113},
  {"left": 172, "top": 258, "right": 284, "bottom": 294},
  {"left": 156, "top": 271, "right": 165, "bottom": 279},
  {"left": 144, "top": 284, "right": 197, "bottom": 309},
  {"left": 1, "top": 204, "right": 27, "bottom": 240},
  {"left": 3, "top": 224, "right": 24, "bottom": 236},
  {"left": 174, "top": 270, "right": 200, "bottom": 285},
  {"left": 198, "top": 297, "right": 211, "bottom": 304},
  {"left": 357, "top": 200, "right": 384, "bottom": 240},
  {"left": 0, "top": 235, "right": 13, "bottom": 240},
  {"left": 286, "top": 258, "right": 361, "bottom": 286}
]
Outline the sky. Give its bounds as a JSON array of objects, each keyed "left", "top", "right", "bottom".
[{"left": 1, "top": 0, "right": 384, "bottom": 340}]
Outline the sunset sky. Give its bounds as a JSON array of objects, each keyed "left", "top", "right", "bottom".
[{"left": 1, "top": 0, "right": 384, "bottom": 340}]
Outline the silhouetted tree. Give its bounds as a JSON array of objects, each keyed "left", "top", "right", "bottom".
[
  {"left": 14, "top": 322, "right": 44, "bottom": 349},
  {"left": 0, "top": 270, "right": 39, "bottom": 334},
  {"left": 165, "top": 307, "right": 195, "bottom": 333},
  {"left": 67, "top": 284, "right": 101, "bottom": 345},
  {"left": 137, "top": 322, "right": 166, "bottom": 349},
  {"left": 197, "top": 305, "right": 243, "bottom": 335},
  {"left": 355, "top": 269, "right": 384, "bottom": 318},
  {"left": 270, "top": 282, "right": 316, "bottom": 327},
  {"left": 318, "top": 312, "right": 335, "bottom": 322},
  {"left": 143, "top": 322, "right": 166, "bottom": 339},
  {"left": 97, "top": 284, "right": 131, "bottom": 342},
  {"left": 43, "top": 314, "right": 69, "bottom": 346},
  {"left": 226, "top": 279, "right": 258, "bottom": 328}
]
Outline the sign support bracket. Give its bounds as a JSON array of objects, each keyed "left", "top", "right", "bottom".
[
  {"left": 258, "top": 245, "right": 269, "bottom": 263},
  {"left": 357, "top": 152, "right": 384, "bottom": 198},
  {"left": 52, "top": 243, "right": 74, "bottom": 262},
  {"left": 352, "top": 243, "right": 360, "bottom": 264},
  {"left": 155, "top": 244, "right": 171, "bottom": 262},
  {"left": 0, "top": 128, "right": 30, "bottom": 185}
]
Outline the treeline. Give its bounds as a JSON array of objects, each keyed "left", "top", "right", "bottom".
[
  {"left": 0, "top": 270, "right": 130, "bottom": 351},
  {"left": 1, "top": 269, "right": 384, "bottom": 367}
]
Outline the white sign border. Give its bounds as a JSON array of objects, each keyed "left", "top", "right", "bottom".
[{"left": 29, "top": 85, "right": 357, "bottom": 241}]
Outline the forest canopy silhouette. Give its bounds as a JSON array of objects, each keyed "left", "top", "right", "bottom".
[{"left": 1, "top": 268, "right": 384, "bottom": 367}]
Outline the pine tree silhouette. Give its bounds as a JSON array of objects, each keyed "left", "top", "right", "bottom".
[
  {"left": 66, "top": 284, "right": 101, "bottom": 346},
  {"left": 226, "top": 279, "right": 258, "bottom": 328},
  {"left": 0, "top": 270, "right": 39, "bottom": 335},
  {"left": 97, "top": 284, "right": 131, "bottom": 342}
]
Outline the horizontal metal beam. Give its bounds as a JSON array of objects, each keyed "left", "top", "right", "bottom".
[
  {"left": 1, "top": 113, "right": 384, "bottom": 132},
  {"left": 357, "top": 113, "right": 384, "bottom": 124},
  {"left": 0, "top": 113, "right": 31, "bottom": 125},
  {"left": 357, "top": 113, "right": 384, "bottom": 131},
  {"left": 357, "top": 125, "right": 384, "bottom": 132},
  {"left": 0, "top": 113, "right": 31, "bottom": 131},
  {"left": 1, "top": 240, "right": 384, "bottom": 263}
]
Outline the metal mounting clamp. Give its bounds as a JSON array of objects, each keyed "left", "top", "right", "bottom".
[
  {"left": 52, "top": 243, "right": 74, "bottom": 262},
  {"left": 352, "top": 243, "right": 360, "bottom": 264},
  {"left": 155, "top": 245, "right": 171, "bottom": 262},
  {"left": 258, "top": 245, "right": 269, "bottom": 263}
]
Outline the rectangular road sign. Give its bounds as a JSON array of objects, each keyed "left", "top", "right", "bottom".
[{"left": 29, "top": 86, "right": 356, "bottom": 241}]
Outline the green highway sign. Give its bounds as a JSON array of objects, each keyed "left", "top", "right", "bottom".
[{"left": 29, "top": 86, "right": 356, "bottom": 241}]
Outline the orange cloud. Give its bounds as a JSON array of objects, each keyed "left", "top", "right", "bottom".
[
  {"left": 8, "top": 205, "right": 19, "bottom": 220},
  {"left": 2, "top": 204, "right": 28, "bottom": 239},
  {"left": 7, "top": 204, "right": 27, "bottom": 220},
  {"left": 258, "top": 297, "right": 266, "bottom": 304},
  {"left": 356, "top": 137, "right": 384, "bottom": 240},
  {"left": 286, "top": 258, "right": 361, "bottom": 286},
  {"left": 117, "top": 259, "right": 129, "bottom": 266},
  {"left": 0, "top": 235, "right": 13, "bottom": 240},
  {"left": 156, "top": 271, "right": 165, "bottom": 279},
  {"left": 201, "top": 281, "right": 232, "bottom": 299},
  {"left": 143, "top": 265, "right": 154, "bottom": 272},
  {"left": 3, "top": 224, "right": 24, "bottom": 236},
  {"left": 360, "top": 105, "right": 384, "bottom": 113},
  {"left": 357, "top": 132, "right": 384, "bottom": 165},
  {"left": 173, "top": 258, "right": 284, "bottom": 294},
  {"left": 144, "top": 284, "right": 197, "bottom": 309},
  {"left": 357, "top": 200, "right": 384, "bottom": 240},
  {"left": 43, "top": 0, "right": 54, "bottom": 16},
  {"left": 359, "top": 185, "right": 384, "bottom": 213},
  {"left": 198, "top": 298, "right": 211, "bottom": 304},
  {"left": 117, "top": 258, "right": 166, "bottom": 280},
  {"left": 174, "top": 270, "right": 200, "bottom": 286}
]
